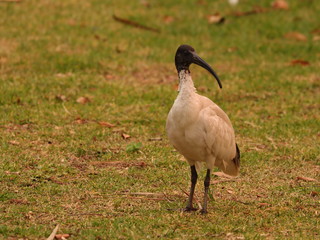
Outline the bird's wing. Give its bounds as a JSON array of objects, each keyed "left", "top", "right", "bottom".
[{"left": 198, "top": 100, "right": 238, "bottom": 175}]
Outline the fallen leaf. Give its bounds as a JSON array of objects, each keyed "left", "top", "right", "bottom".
[
  {"left": 296, "top": 176, "right": 316, "bottom": 182},
  {"left": 48, "top": 177, "right": 65, "bottom": 185},
  {"left": 122, "top": 133, "right": 131, "bottom": 139},
  {"left": 55, "top": 234, "right": 70, "bottom": 239},
  {"left": 207, "top": 13, "right": 225, "bottom": 24},
  {"left": 163, "top": 15, "right": 174, "bottom": 24},
  {"left": 74, "top": 118, "right": 87, "bottom": 124},
  {"left": 55, "top": 95, "right": 67, "bottom": 102},
  {"left": 272, "top": 0, "right": 289, "bottom": 10},
  {"left": 8, "top": 140, "right": 20, "bottom": 145},
  {"left": 25, "top": 211, "right": 33, "bottom": 220},
  {"left": 104, "top": 74, "right": 114, "bottom": 80},
  {"left": 227, "top": 47, "right": 238, "bottom": 53},
  {"left": 284, "top": 32, "right": 307, "bottom": 41},
  {"left": 290, "top": 59, "right": 310, "bottom": 66},
  {"left": 98, "top": 121, "right": 115, "bottom": 128},
  {"left": 5, "top": 171, "right": 20, "bottom": 175},
  {"left": 94, "top": 34, "right": 107, "bottom": 42},
  {"left": 258, "top": 202, "right": 271, "bottom": 207},
  {"left": 55, "top": 72, "right": 73, "bottom": 78},
  {"left": 310, "top": 191, "right": 318, "bottom": 197},
  {"left": 148, "top": 137, "right": 162, "bottom": 141},
  {"left": 313, "top": 35, "right": 320, "bottom": 41},
  {"left": 196, "top": 0, "right": 206, "bottom": 5},
  {"left": 76, "top": 96, "right": 90, "bottom": 104},
  {"left": 115, "top": 44, "right": 127, "bottom": 53},
  {"left": 140, "top": 0, "right": 150, "bottom": 8},
  {"left": 311, "top": 28, "right": 320, "bottom": 35}
]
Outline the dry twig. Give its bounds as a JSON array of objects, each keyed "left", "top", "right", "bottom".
[
  {"left": 46, "top": 224, "right": 59, "bottom": 240},
  {"left": 113, "top": 15, "right": 160, "bottom": 33}
]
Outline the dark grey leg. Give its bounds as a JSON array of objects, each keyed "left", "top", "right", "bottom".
[
  {"left": 200, "top": 169, "right": 211, "bottom": 214},
  {"left": 184, "top": 165, "right": 198, "bottom": 211}
]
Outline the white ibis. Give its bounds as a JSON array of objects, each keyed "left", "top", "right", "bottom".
[{"left": 166, "top": 45, "right": 240, "bottom": 214}]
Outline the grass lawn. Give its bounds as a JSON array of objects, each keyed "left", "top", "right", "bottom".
[{"left": 0, "top": 0, "right": 319, "bottom": 239}]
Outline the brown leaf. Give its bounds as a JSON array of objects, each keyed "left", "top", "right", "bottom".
[
  {"left": 227, "top": 47, "right": 238, "bottom": 53},
  {"left": 197, "top": 0, "right": 206, "bottom": 5},
  {"left": 122, "top": 133, "right": 131, "bottom": 139},
  {"left": 8, "top": 140, "right": 20, "bottom": 145},
  {"left": 207, "top": 13, "right": 225, "bottom": 24},
  {"left": 5, "top": 171, "right": 20, "bottom": 175},
  {"left": 310, "top": 191, "right": 318, "bottom": 197},
  {"left": 258, "top": 202, "right": 271, "bottom": 207},
  {"left": 9, "top": 199, "right": 29, "bottom": 205},
  {"left": 55, "top": 234, "right": 70, "bottom": 240},
  {"left": 163, "top": 15, "right": 174, "bottom": 24},
  {"left": 55, "top": 95, "right": 67, "bottom": 102},
  {"left": 311, "top": 28, "right": 320, "bottom": 35},
  {"left": 226, "top": 190, "right": 234, "bottom": 194},
  {"left": 104, "top": 73, "right": 114, "bottom": 80},
  {"left": 48, "top": 177, "right": 65, "bottom": 185},
  {"left": 148, "top": 137, "right": 162, "bottom": 141},
  {"left": 98, "top": 121, "right": 115, "bottom": 128},
  {"left": 284, "top": 32, "right": 307, "bottom": 41},
  {"left": 296, "top": 176, "right": 316, "bottom": 182},
  {"left": 76, "top": 96, "right": 90, "bottom": 104},
  {"left": 140, "top": 0, "right": 150, "bottom": 8},
  {"left": 74, "top": 118, "right": 87, "bottom": 124},
  {"left": 313, "top": 35, "right": 320, "bottom": 42},
  {"left": 290, "top": 59, "right": 310, "bottom": 66},
  {"left": 272, "top": 0, "right": 289, "bottom": 10}
]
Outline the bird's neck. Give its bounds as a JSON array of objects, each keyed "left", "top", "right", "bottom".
[{"left": 178, "top": 70, "right": 196, "bottom": 95}]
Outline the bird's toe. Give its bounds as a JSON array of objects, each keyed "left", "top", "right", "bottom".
[
  {"left": 200, "top": 209, "right": 208, "bottom": 215},
  {"left": 183, "top": 207, "right": 198, "bottom": 212}
]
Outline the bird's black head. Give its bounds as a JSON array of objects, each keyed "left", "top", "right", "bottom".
[
  {"left": 175, "top": 45, "right": 196, "bottom": 72},
  {"left": 175, "top": 44, "right": 222, "bottom": 89}
]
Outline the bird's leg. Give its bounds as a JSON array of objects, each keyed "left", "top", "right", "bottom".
[
  {"left": 184, "top": 165, "right": 198, "bottom": 212},
  {"left": 201, "top": 169, "right": 211, "bottom": 214}
]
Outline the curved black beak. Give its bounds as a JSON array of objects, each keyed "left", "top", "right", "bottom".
[{"left": 192, "top": 53, "right": 222, "bottom": 89}]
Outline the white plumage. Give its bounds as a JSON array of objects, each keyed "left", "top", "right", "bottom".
[{"left": 166, "top": 45, "right": 240, "bottom": 214}]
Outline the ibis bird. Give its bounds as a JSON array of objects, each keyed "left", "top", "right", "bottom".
[{"left": 166, "top": 45, "right": 240, "bottom": 214}]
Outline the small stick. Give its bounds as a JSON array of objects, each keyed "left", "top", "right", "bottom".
[
  {"left": 113, "top": 14, "right": 160, "bottom": 33},
  {"left": 0, "top": 0, "right": 22, "bottom": 2},
  {"left": 62, "top": 103, "right": 72, "bottom": 115},
  {"left": 46, "top": 224, "right": 59, "bottom": 240}
]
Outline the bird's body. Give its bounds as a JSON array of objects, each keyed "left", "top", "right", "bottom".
[
  {"left": 166, "top": 45, "right": 240, "bottom": 214},
  {"left": 166, "top": 70, "right": 238, "bottom": 176}
]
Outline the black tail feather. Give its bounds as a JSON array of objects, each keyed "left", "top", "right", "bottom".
[{"left": 233, "top": 144, "right": 240, "bottom": 168}]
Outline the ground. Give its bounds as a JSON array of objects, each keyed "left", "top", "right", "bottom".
[{"left": 0, "top": 0, "right": 319, "bottom": 239}]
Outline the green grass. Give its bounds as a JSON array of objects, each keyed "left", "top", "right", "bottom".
[{"left": 0, "top": 0, "right": 319, "bottom": 239}]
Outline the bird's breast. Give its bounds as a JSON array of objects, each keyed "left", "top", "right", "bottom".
[{"left": 166, "top": 96, "right": 207, "bottom": 161}]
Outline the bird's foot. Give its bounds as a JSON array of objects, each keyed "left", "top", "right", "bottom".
[
  {"left": 200, "top": 209, "right": 208, "bottom": 215},
  {"left": 183, "top": 207, "right": 198, "bottom": 212}
]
